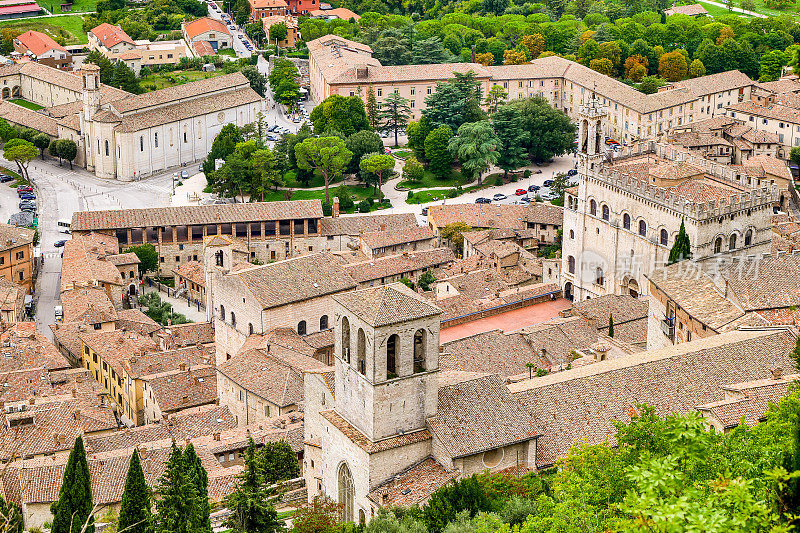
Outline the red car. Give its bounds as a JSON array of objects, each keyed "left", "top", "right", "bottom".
[
  {"left": 515, "top": 189, "right": 527, "bottom": 196},
  {"left": 16, "top": 185, "right": 32, "bottom": 193}
]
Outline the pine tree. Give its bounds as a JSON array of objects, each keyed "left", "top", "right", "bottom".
[
  {"left": 118, "top": 449, "right": 152, "bottom": 533},
  {"left": 155, "top": 442, "right": 208, "bottom": 533},
  {"left": 51, "top": 436, "right": 94, "bottom": 533},
  {"left": 608, "top": 314, "right": 614, "bottom": 338},
  {"left": 668, "top": 220, "right": 692, "bottom": 265},
  {"left": 112, "top": 61, "right": 140, "bottom": 94},
  {"left": 224, "top": 438, "right": 282, "bottom": 533}
]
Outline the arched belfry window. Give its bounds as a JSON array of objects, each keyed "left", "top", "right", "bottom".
[
  {"left": 386, "top": 334, "right": 398, "bottom": 379},
  {"left": 357, "top": 328, "right": 366, "bottom": 375},
  {"left": 413, "top": 329, "right": 426, "bottom": 373},
  {"left": 341, "top": 316, "right": 350, "bottom": 362}
]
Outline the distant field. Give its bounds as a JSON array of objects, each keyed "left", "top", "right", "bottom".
[
  {"left": 0, "top": 15, "right": 87, "bottom": 44},
  {"left": 38, "top": 0, "right": 97, "bottom": 14},
  {"left": 8, "top": 98, "right": 44, "bottom": 110},
  {"left": 140, "top": 70, "right": 228, "bottom": 91}
]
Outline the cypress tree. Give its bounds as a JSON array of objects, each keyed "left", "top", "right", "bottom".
[
  {"left": 51, "top": 436, "right": 94, "bottom": 533},
  {"left": 608, "top": 313, "right": 614, "bottom": 338},
  {"left": 184, "top": 443, "right": 211, "bottom": 533},
  {"left": 260, "top": 441, "right": 300, "bottom": 485},
  {"left": 118, "top": 449, "right": 152, "bottom": 533},
  {"left": 224, "top": 438, "right": 281, "bottom": 533},
  {"left": 155, "top": 442, "right": 206, "bottom": 533},
  {"left": 668, "top": 219, "right": 692, "bottom": 265}
]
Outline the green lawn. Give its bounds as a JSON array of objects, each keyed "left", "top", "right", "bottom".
[
  {"left": 8, "top": 98, "right": 43, "bottom": 111},
  {"left": 0, "top": 15, "right": 87, "bottom": 44},
  {"left": 398, "top": 169, "right": 474, "bottom": 190},
  {"left": 140, "top": 70, "right": 228, "bottom": 92},
  {"left": 391, "top": 149, "right": 413, "bottom": 159},
  {"left": 44, "top": 0, "right": 97, "bottom": 14},
  {"left": 217, "top": 48, "right": 237, "bottom": 57},
  {"left": 260, "top": 186, "right": 390, "bottom": 212}
]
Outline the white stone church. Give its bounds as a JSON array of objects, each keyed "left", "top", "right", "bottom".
[
  {"left": 302, "top": 283, "right": 538, "bottom": 522},
  {"left": 0, "top": 61, "right": 263, "bottom": 180}
]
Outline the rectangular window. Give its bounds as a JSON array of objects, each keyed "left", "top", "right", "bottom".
[
  {"left": 377, "top": 89, "right": 382, "bottom": 97},
  {"left": 410, "top": 87, "right": 415, "bottom": 95}
]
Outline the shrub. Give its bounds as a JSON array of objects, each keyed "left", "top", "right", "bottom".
[
  {"left": 321, "top": 202, "right": 332, "bottom": 216},
  {"left": 447, "top": 188, "right": 458, "bottom": 198},
  {"left": 407, "top": 190, "right": 415, "bottom": 199},
  {"left": 523, "top": 169, "right": 531, "bottom": 178},
  {"left": 511, "top": 175, "right": 518, "bottom": 182},
  {"left": 357, "top": 200, "right": 371, "bottom": 213},
  {"left": 495, "top": 177, "right": 503, "bottom": 186}
]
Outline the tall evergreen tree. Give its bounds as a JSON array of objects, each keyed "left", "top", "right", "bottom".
[
  {"left": 492, "top": 105, "right": 528, "bottom": 178},
  {"left": 379, "top": 92, "right": 411, "bottom": 147},
  {"left": 112, "top": 61, "right": 140, "bottom": 94},
  {"left": 668, "top": 220, "right": 692, "bottom": 265},
  {"left": 365, "top": 86, "right": 379, "bottom": 131},
  {"left": 118, "top": 449, "right": 152, "bottom": 533},
  {"left": 184, "top": 443, "right": 211, "bottom": 533},
  {"left": 608, "top": 314, "right": 614, "bottom": 338},
  {"left": 155, "top": 442, "right": 209, "bottom": 533},
  {"left": 51, "top": 436, "right": 94, "bottom": 533},
  {"left": 224, "top": 438, "right": 282, "bottom": 533}
]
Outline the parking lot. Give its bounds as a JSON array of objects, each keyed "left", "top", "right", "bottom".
[{"left": 204, "top": 0, "right": 254, "bottom": 57}]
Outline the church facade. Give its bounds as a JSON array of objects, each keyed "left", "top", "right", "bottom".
[{"left": 0, "top": 62, "right": 264, "bottom": 181}]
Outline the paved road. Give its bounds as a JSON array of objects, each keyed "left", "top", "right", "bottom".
[
  {"left": 205, "top": 1, "right": 253, "bottom": 58},
  {"left": 0, "top": 157, "right": 171, "bottom": 338}
]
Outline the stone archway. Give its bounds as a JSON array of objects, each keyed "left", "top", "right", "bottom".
[
  {"left": 11, "top": 86, "right": 20, "bottom": 98},
  {"left": 564, "top": 282, "right": 573, "bottom": 301},
  {"left": 2, "top": 87, "right": 9, "bottom": 99}
]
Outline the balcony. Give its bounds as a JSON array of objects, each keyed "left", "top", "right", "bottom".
[{"left": 661, "top": 317, "right": 675, "bottom": 341}]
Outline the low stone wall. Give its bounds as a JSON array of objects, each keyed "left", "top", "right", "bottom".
[{"left": 440, "top": 288, "right": 562, "bottom": 329}]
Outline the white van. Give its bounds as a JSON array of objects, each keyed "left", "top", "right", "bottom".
[{"left": 57, "top": 219, "right": 71, "bottom": 234}]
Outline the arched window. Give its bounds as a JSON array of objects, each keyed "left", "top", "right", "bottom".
[
  {"left": 413, "top": 329, "right": 426, "bottom": 373},
  {"left": 320, "top": 315, "right": 329, "bottom": 330},
  {"left": 729, "top": 234, "right": 737, "bottom": 250},
  {"left": 140, "top": 136, "right": 144, "bottom": 152},
  {"left": 248, "top": 323, "right": 254, "bottom": 335},
  {"left": 337, "top": 463, "right": 354, "bottom": 523},
  {"left": 154, "top": 132, "right": 158, "bottom": 148},
  {"left": 104, "top": 139, "right": 109, "bottom": 156},
  {"left": 357, "top": 328, "right": 366, "bottom": 374},
  {"left": 590, "top": 199, "right": 597, "bottom": 216},
  {"left": 569, "top": 229, "right": 574, "bottom": 239},
  {"left": 230, "top": 312, "right": 236, "bottom": 327},
  {"left": 602, "top": 204, "right": 609, "bottom": 221},
  {"left": 568, "top": 255, "right": 575, "bottom": 274},
  {"left": 623, "top": 213, "right": 631, "bottom": 230},
  {"left": 219, "top": 304, "right": 225, "bottom": 320},
  {"left": 386, "top": 334, "right": 398, "bottom": 379},
  {"left": 638, "top": 220, "right": 647, "bottom": 237},
  {"left": 341, "top": 317, "right": 351, "bottom": 362},
  {"left": 745, "top": 229, "right": 752, "bottom": 246},
  {"left": 596, "top": 267, "right": 604, "bottom": 286},
  {"left": 660, "top": 228, "right": 668, "bottom": 246},
  {"left": 297, "top": 320, "right": 307, "bottom": 336},
  {"left": 714, "top": 237, "right": 722, "bottom": 254}
]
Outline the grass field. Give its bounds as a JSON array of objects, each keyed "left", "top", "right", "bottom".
[
  {"left": 260, "top": 185, "right": 389, "bottom": 212},
  {"left": 43, "top": 0, "right": 97, "bottom": 14},
  {"left": 0, "top": 15, "right": 87, "bottom": 44},
  {"left": 140, "top": 70, "right": 228, "bottom": 91},
  {"left": 398, "top": 169, "right": 473, "bottom": 190},
  {"left": 8, "top": 98, "right": 44, "bottom": 111}
]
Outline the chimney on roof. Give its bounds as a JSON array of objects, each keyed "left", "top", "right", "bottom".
[
  {"left": 332, "top": 197, "right": 340, "bottom": 218},
  {"left": 73, "top": 409, "right": 81, "bottom": 421},
  {"left": 213, "top": 432, "right": 220, "bottom": 441},
  {"left": 29, "top": 397, "right": 34, "bottom": 405},
  {"left": 380, "top": 224, "right": 386, "bottom": 231},
  {"left": 356, "top": 67, "right": 368, "bottom": 79},
  {"left": 71, "top": 388, "right": 77, "bottom": 398},
  {"left": 772, "top": 367, "right": 783, "bottom": 380},
  {"left": 180, "top": 362, "right": 186, "bottom": 371}
]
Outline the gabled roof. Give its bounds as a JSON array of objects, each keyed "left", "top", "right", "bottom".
[
  {"left": 89, "top": 23, "right": 134, "bottom": 48},
  {"left": 333, "top": 283, "right": 441, "bottom": 327},
  {"left": 14, "top": 30, "right": 66, "bottom": 56},
  {"left": 182, "top": 17, "right": 231, "bottom": 41}
]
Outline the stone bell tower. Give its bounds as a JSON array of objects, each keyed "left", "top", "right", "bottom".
[
  {"left": 577, "top": 92, "right": 607, "bottom": 167},
  {"left": 80, "top": 63, "right": 101, "bottom": 121}
]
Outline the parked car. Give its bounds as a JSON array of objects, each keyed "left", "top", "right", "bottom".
[
  {"left": 493, "top": 193, "right": 507, "bottom": 201},
  {"left": 54, "top": 239, "right": 67, "bottom": 248},
  {"left": 475, "top": 197, "right": 491, "bottom": 204},
  {"left": 0, "top": 174, "right": 13, "bottom": 182},
  {"left": 180, "top": 170, "right": 189, "bottom": 179},
  {"left": 514, "top": 189, "right": 526, "bottom": 196},
  {"left": 421, "top": 207, "right": 429, "bottom": 216},
  {"left": 19, "top": 201, "right": 35, "bottom": 212},
  {"left": 528, "top": 185, "right": 540, "bottom": 192},
  {"left": 520, "top": 196, "right": 531, "bottom": 203},
  {"left": 16, "top": 185, "right": 32, "bottom": 193},
  {"left": 18, "top": 192, "right": 35, "bottom": 200},
  {"left": 542, "top": 179, "right": 553, "bottom": 187},
  {"left": 567, "top": 169, "right": 578, "bottom": 176}
]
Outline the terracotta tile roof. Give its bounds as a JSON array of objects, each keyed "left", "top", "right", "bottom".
[
  {"left": 742, "top": 154, "right": 791, "bottom": 182},
  {"left": 0, "top": 100, "right": 58, "bottom": 136},
  {"left": 126, "top": 344, "right": 215, "bottom": 379},
  {"left": 0, "top": 277, "right": 24, "bottom": 314},
  {"left": 360, "top": 226, "right": 434, "bottom": 250},
  {"left": 60, "top": 288, "right": 117, "bottom": 324},
  {"left": 174, "top": 260, "right": 205, "bottom": 287},
  {"left": 233, "top": 253, "right": 356, "bottom": 310},
  {"left": 159, "top": 322, "right": 215, "bottom": 348},
  {"left": 114, "top": 309, "right": 161, "bottom": 336},
  {"left": 728, "top": 100, "right": 800, "bottom": 126},
  {"left": 0, "top": 223, "right": 33, "bottom": 253},
  {"left": 331, "top": 62, "right": 490, "bottom": 85},
  {"left": 192, "top": 40, "right": 216, "bottom": 57},
  {"left": 106, "top": 252, "right": 139, "bottom": 266},
  {"left": 333, "top": 283, "right": 441, "bottom": 327},
  {"left": 671, "top": 69, "right": 753, "bottom": 97},
  {"left": 115, "top": 87, "right": 263, "bottom": 132},
  {"left": 367, "top": 457, "right": 458, "bottom": 507},
  {"left": 60, "top": 236, "right": 123, "bottom": 292},
  {"left": 441, "top": 330, "right": 550, "bottom": 377},
  {"left": 79, "top": 330, "right": 160, "bottom": 377},
  {"left": 15, "top": 30, "right": 67, "bottom": 56},
  {"left": 71, "top": 200, "right": 322, "bottom": 231},
  {"left": 250, "top": 0, "right": 287, "bottom": 8},
  {"left": 207, "top": 412, "right": 304, "bottom": 454},
  {"left": 320, "top": 409, "right": 431, "bottom": 454},
  {"left": 182, "top": 17, "right": 231, "bottom": 41},
  {"left": 696, "top": 373, "right": 798, "bottom": 429},
  {"left": 0, "top": 322, "right": 71, "bottom": 373},
  {"left": 309, "top": 7, "right": 359, "bottom": 19},
  {"left": 84, "top": 405, "right": 237, "bottom": 454},
  {"left": 89, "top": 23, "right": 134, "bottom": 48},
  {"left": 509, "top": 329, "right": 795, "bottom": 467},
  {"left": 570, "top": 294, "right": 649, "bottom": 345},
  {"left": 143, "top": 364, "right": 217, "bottom": 413},
  {"left": 302, "top": 328, "right": 334, "bottom": 350},
  {"left": 320, "top": 213, "right": 417, "bottom": 237},
  {"left": 428, "top": 373, "right": 539, "bottom": 458},
  {"left": 343, "top": 248, "right": 455, "bottom": 283}
]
